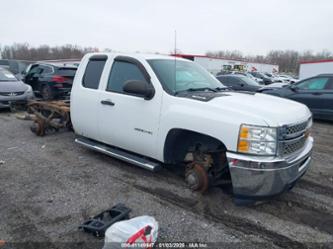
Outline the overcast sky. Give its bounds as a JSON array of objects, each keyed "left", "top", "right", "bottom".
[{"left": 1, "top": 0, "right": 332, "bottom": 55}]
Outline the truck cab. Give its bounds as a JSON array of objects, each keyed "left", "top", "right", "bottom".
[{"left": 71, "top": 52, "right": 313, "bottom": 200}]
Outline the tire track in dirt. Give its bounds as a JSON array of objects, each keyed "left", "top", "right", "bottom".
[
  {"left": 0, "top": 194, "right": 58, "bottom": 249},
  {"left": 251, "top": 196, "right": 333, "bottom": 235},
  {"left": 132, "top": 184, "right": 313, "bottom": 249},
  {"left": 297, "top": 179, "right": 333, "bottom": 199}
]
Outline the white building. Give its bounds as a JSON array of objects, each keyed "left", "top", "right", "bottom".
[
  {"left": 299, "top": 59, "right": 333, "bottom": 80},
  {"left": 172, "top": 54, "right": 279, "bottom": 75}
]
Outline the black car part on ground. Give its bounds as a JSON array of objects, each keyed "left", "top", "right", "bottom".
[{"left": 79, "top": 203, "right": 131, "bottom": 237}]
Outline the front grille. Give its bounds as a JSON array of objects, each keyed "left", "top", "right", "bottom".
[
  {"left": 279, "top": 119, "right": 311, "bottom": 157},
  {"left": 280, "top": 136, "right": 306, "bottom": 156},
  {"left": 285, "top": 121, "right": 308, "bottom": 136},
  {"left": 0, "top": 91, "right": 25, "bottom": 96}
]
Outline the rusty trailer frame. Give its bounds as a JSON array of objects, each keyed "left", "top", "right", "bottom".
[{"left": 27, "top": 100, "right": 71, "bottom": 136}]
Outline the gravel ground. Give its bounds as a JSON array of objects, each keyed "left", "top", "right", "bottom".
[{"left": 0, "top": 110, "right": 332, "bottom": 249}]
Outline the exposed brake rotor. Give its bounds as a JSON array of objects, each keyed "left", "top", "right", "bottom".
[{"left": 185, "top": 163, "right": 209, "bottom": 193}]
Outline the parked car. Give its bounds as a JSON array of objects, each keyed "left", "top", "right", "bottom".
[
  {"left": 0, "top": 68, "right": 34, "bottom": 109},
  {"left": 278, "top": 74, "right": 298, "bottom": 83},
  {"left": 71, "top": 52, "right": 313, "bottom": 202},
  {"left": 244, "top": 72, "right": 264, "bottom": 84},
  {"left": 228, "top": 71, "right": 264, "bottom": 84},
  {"left": 259, "top": 82, "right": 290, "bottom": 90},
  {"left": 217, "top": 74, "right": 261, "bottom": 92},
  {"left": 0, "top": 59, "right": 32, "bottom": 80},
  {"left": 23, "top": 63, "right": 77, "bottom": 100},
  {"left": 249, "top": 72, "right": 273, "bottom": 85},
  {"left": 264, "top": 73, "right": 287, "bottom": 83},
  {"left": 261, "top": 74, "right": 333, "bottom": 120}
]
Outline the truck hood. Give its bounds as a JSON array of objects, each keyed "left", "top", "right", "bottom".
[
  {"left": 0, "top": 80, "right": 29, "bottom": 92},
  {"left": 208, "top": 91, "right": 311, "bottom": 126}
]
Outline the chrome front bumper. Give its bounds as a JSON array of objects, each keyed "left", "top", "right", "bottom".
[{"left": 227, "top": 137, "right": 313, "bottom": 198}]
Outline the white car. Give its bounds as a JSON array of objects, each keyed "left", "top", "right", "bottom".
[
  {"left": 230, "top": 72, "right": 265, "bottom": 85},
  {"left": 278, "top": 74, "right": 298, "bottom": 83},
  {"left": 259, "top": 82, "right": 289, "bottom": 91},
  {"left": 71, "top": 52, "right": 313, "bottom": 201}
]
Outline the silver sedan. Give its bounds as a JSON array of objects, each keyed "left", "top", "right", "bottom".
[{"left": 0, "top": 68, "right": 34, "bottom": 109}]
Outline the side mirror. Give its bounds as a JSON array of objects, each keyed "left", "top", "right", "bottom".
[{"left": 123, "top": 80, "right": 155, "bottom": 100}]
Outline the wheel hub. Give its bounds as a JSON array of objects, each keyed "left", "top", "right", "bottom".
[{"left": 185, "top": 163, "right": 209, "bottom": 192}]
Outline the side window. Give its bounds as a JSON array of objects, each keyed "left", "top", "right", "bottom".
[
  {"left": 227, "top": 77, "right": 238, "bottom": 85},
  {"left": 219, "top": 77, "right": 231, "bottom": 86},
  {"left": 40, "top": 65, "right": 53, "bottom": 75},
  {"left": 28, "top": 65, "right": 42, "bottom": 75},
  {"left": 107, "top": 61, "right": 146, "bottom": 93},
  {"left": 325, "top": 78, "right": 333, "bottom": 90},
  {"left": 297, "top": 77, "right": 329, "bottom": 90},
  {"left": 233, "top": 78, "right": 243, "bottom": 85},
  {"left": 82, "top": 59, "right": 106, "bottom": 89}
]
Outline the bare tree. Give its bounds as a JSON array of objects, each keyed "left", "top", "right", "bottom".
[{"left": 0, "top": 43, "right": 99, "bottom": 61}]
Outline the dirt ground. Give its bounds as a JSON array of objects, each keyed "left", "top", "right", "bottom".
[{"left": 0, "top": 110, "right": 332, "bottom": 249}]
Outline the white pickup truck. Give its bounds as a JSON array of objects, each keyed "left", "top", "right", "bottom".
[{"left": 71, "top": 53, "right": 313, "bottom": 200}]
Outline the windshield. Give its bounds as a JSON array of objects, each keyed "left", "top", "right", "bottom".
[
  {"left": 148, "top": 59, "right": 224, "bottom": 94},
  {"left": 240, "top": 76, "right": 260, "bottom": 86},
  {"left": 0, "top": 70, "right": 17, "bottom": 82}
]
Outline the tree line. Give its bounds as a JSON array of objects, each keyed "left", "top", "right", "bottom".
[
  {"left": 206, "top": 49, "right": 333, "bottom": 74},
  {"left": 0, "top": 43, "right": 99, "bottom": 61},
  {"left": 1, "top": 43, "right": 332, "bottom": 74}
]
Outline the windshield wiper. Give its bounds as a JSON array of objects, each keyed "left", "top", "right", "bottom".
[
  {"left": 187, "top": 87, "right": 218, "bottom": 92},
  {"left": 174, "top": 86, "right": 231, "bottom": 95},
  {"left": 175, "top": 87, "right": 217, "bottom": 95},
  {"left": 214, "top": 87, "right": 228, "bottom": 91}
]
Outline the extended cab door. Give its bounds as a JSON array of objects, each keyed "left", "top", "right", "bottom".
[
  {"left": 97, "top": 56, "right": 162, "bottom": 159},
  {"left": 71, "top": 55, "right": 108, "bottom": 140}
]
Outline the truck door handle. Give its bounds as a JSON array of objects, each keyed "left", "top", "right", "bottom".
[{"left": 101, "top": 100, "right": 115, "bottom": 106}]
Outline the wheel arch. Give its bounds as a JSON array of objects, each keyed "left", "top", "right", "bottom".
[{"left": 163, "top": 128, "right": 227, "bottom": 164}]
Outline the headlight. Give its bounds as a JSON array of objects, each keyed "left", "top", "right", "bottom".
[{"left": 238, "top": 124, "right": 277, "bottom": 155}]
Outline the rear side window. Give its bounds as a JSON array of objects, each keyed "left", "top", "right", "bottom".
[
  {"left": 220, "top": 76, "right": 237, "bottom": 85},
  {"left": 107, "top": 61, "right": 146, "bottom": 93},
  {"left": 28, "top": 65, "right": 42, "bottom": 75},
  {"left": 40, "top": 65, "right": 53, "bottom": 75},
  {"left": 82, "top": 58, "right": 107, "bottom": 89}
]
